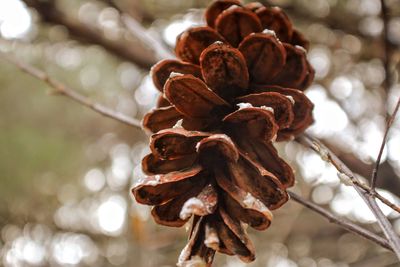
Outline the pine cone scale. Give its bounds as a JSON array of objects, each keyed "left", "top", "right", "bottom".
[
  {"left": 235, "top": 138, "right": 295, "bottom": 188},
  {"left": 175, "top": 27, "right": 226, "bottom": 65},
  {"left": 223, "top": 106, "right": 278, "bottom": 141},
  {"left": 205, "top": 0, "right": 242, "bottom": 28},
  {"left": 142, "top": 153, "right": 197, "bottom": 175},
  {"left": 151, "top": 59, "right": 202, "bottom": 92},
  {"left": 236, "top": 92, "right": 295, "bottom": 129},
  {"left": 180, "top": 184, "right": 219, "bottom": 220},
  {"left": 256, "top": 6, "right": 293, "bottom": 42},
  {"left": 226, "top": 152, "right": 289, "bottom": 209},
  {"left": 238, "top": 32, "right": 287, "bottom": 83},
  {"left": 215, "top": 6, "right": 263, "bottom": 47},
  {"left": 133, "top": 165, "right": 204, "bottom": 205},
  {"left": 200, "top": 42, "right": 250, "bottom": 99},
  {"left": 143, "top": 106, "right": 183, "bottom": 133},
  {"left": 151, "top": 184, "right": 206, "bottom": 227},
  {"left": 270, "top": 44, "right": 309, "bottom": 89},
  {"left": 217, "top": 207, "right": 255, "bottom": 262},
  {"left": 215, "top": 169, "right": 272, "bottom": 230},
  {"left": 165, "top": 74, "right": 230, "bottom": 118}
]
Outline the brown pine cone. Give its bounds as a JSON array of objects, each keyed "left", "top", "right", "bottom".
[{"left": 132, "top": 1, "right": 315, "bottom": 265}]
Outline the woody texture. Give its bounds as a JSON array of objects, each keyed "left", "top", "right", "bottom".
[{"left": 132, "top": 0, "right": 315, "bottom": 266}]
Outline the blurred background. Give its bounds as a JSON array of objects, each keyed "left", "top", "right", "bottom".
[{"left": 1, "top": 0, "right": 400, "bottom": 266}]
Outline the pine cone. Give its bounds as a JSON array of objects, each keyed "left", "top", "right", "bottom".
[{"left": 132, "top": 1, "right": 315, "bottom": 265}]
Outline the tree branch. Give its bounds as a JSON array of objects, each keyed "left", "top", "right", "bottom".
[
  {"left": 298, "top": 136, "right": 400, "bottom": 214},
  {"left": 99, "top": 0, "right": 174, "bottom": 60},
  {"left": 297, "top": 134, "right": 400, "bottom": 260},
  {"left": 0, "top": 51, "right": 142, "bottom": 129},
  {"left": 21, "top": 0, "right": 160, "bottom": 69},
  {"left": 370, "top": 0, "right": 398, "bottom": 189},
  {"left": 380, "top": 0, "right": 392, "bottom": 95},
  {"left": 371, "top": 96, "right": 400, "bottom": 188},
  {"left": 288, "top": 191, "right": 393, "bottom": 251}
]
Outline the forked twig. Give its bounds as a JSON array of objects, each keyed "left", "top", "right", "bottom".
[
  {"left": 297, "top": 135, "right": 400, "bottom": 214},
  {"left": 298, "top": 134, "right": 400, "bottom": 260},
  {"left": 289, "top": 191, "right": 392, "bottom": 251},
  {"left": 0, "top": 52, "right": 142, "bottom": 128}
]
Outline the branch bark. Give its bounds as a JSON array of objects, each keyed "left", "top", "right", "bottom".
[
  {"left": 370, "top": 0, "right": 398, "bottom": 189},
  {"left": 21, "top": 0, "right": 161, "bottom": 69},
  {"left": 380, "top": 0, "right": 392, "bottom": 95},
  {"left": 371, "top": 96, "right": 400, "bottom": 188},
  {"left": 100, "top": 0, "right": 174, "bottom": 60},
  {"left": 289, "top": 191, "right": 393, "bottom": 251},
  {"left": 0, "top": 51, "right": 142, "bottom": 128},
  {"left": 298, "top": 134, "right": 400, "bottom": 260}
]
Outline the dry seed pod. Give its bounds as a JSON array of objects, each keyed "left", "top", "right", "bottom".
[{"left": 133, "top": 1, "right": 316, "bottom": 265}]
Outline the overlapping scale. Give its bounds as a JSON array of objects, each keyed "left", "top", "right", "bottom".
[{"left": 133, "top": 1, "right": 316, "bottom": 265}]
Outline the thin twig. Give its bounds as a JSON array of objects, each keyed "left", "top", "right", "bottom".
[
  {"left": 100, "top": 0, "right": 174, "bottom": 60},
  {"left": 371, "top": 96, "right": 400, "bottom": 189},
  {"left": 298, "top": 135, "right": 400, "bottom": 214},
  {"left": 323, "top": 138, "right": 400, "bottom": 198},
  {"left": 298, "top": 134, "right": 400, "bottom": 260},
  {"left": 371, "top": 0, "right": 397, "bottom": 189},
  {"left": 380, "top": 0, "right": 391, "bottom": 95},
  {"left": 0, "top": 52, "right": 142, "bottom": 128},
  {"left": 355, "top": 180, "right": 400, "bottom": 214},
  {"left": 122, "top": 15, "right": 174, "bottom": 60},
  {"left": 371, "top": 0, "right": 394, "bottom": 189},
  {"left": 289, "top": 191, "right": 393, "bottom": 251},
  {"left": 21, "top": 0, "right": 159, "bottom": 69}
]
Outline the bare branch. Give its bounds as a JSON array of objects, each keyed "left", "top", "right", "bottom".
[
  {"left": 21, "top": 0, "right": 160, "bottom": 69},
  {"left": 100, "top": 0, "right": 174, "bottom": 60},
  {"left": 358, "top": 181, "right": 400, "bottom": 214},
  {"left": 122, "top": 15, "right": 174, "bottom": 60},
  {"left": 371, "top": 96, "right": 400, "bottom": 188},
  {"left": 380, "top": 0, "right": 392, "bottom": 94},
  {"left": 297, "top": 134, "right": 400, "bottom": 260},
  {"left": 371, "top": 0, "right": 398, "bottom": 189},
  {"left": 298, "top": 135, "right": 400, "bottom": 214},
  {"left": 322, "top": 138, "right": 400, "bottom": 199},
  {"left": 0, "top": 52, "right": 142, "bottom": 129},
  {"left": 289, "top": 191, "right": 393, "bottom": 251}
]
